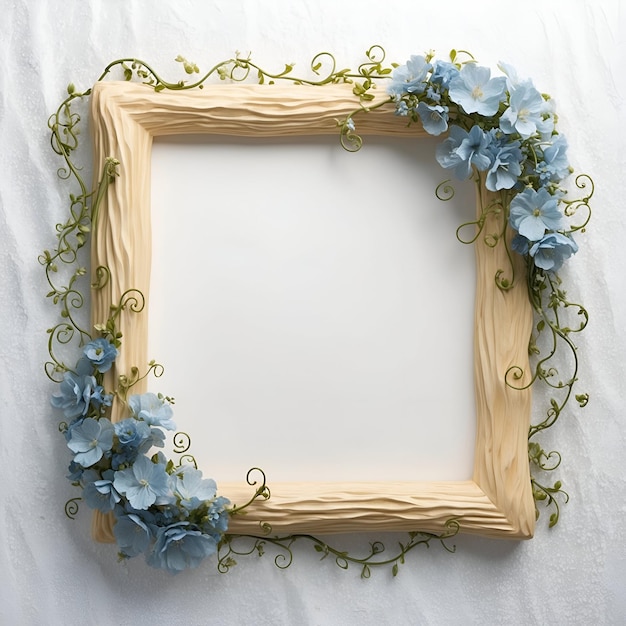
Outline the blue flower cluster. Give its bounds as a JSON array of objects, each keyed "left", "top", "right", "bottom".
[
  {"left": 386, "top": 53, "right": 577, "bottom": 272},
  {"left": 52, "top": 338, "right": 229, "bottom": 573}
]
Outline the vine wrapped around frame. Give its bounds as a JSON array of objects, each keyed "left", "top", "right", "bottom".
[{"left": 44, "top": 45, "right": 589, "bottom": 575}]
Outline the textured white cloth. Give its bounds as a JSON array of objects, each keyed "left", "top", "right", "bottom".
[{"left": 1, "top": 1, "right": 624, "bottom": 623}]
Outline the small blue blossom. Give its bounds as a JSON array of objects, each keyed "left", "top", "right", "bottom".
[
  {"left": 51, "top": 371, "right": 110, "bottom": 419},
  {"left": 114, "top": 512, "right": 154, "bottom": 558},
  {"left": 497, "top": 60, "right": 520, "bottom": 90},
  {"left": 425, "top": 85, "right": 441, "bottom": 102},
  {"left": 509, "top": 187, "right": 563, "bottom": 241},
  {"left": 485, "top": 133, "right": 523, "bottom": 191},
  {"left": 537, "top": 135, "right": 570, "bottom": 183},
  {"left": 393, "top": 99, "right": 409, "bottom": 116},
  {"left": 170, "top": 465, "right": 218, "bottom": 511},
  {"left": 529, "top": 232, "right": 578, "bottom": 272},
  {"left": 82, "top": 338, "right": 118, "bottom": 373},
  {"left": 82, "top": 469, "right": 121, "bottom": 512},
  {"left": 511, "top": 233, "right": 531, "bottom": 256},
  {"left": 67, "top": 459, "right": 85, "bottom": 482},
  {"left": 63, "top": 417, "right": 84, "bottom": 443},
  {"left": 436, "top": 125, "right": 492, "bottom": 180},
  {"left": 147, "top": 522, "right": 218, "bottom": 573},
  {"left": 115, "top": 417, "right": 152, "bottom": 448},
  {"left": 387, "top": 55, "right": 432, "bottom": 97},
  {"left": 111, "top": 418, "right": 153, "bottom": 469},
  {"left": 448, "top": 63, "right": 507, "bottom": 116},
  {"left": 430, "top": 60, "right": 459, "bottom": 89},
  {"left": 151, "top": 503, "right": 181, "bottom": 526},
  {"left": 536, "top": 111, "right": 556, "bottom": 140},
  {"left": 416, "top": 102, "right": 449, "bottom": 136},
  {"left": 112, "top": 427, "right": 166, "bottom": 470},
  {"left": 67, "top": 417, "right": 114, "bottom": 467},
  {"left": 204, "top": 496, "right": 231, "bottom": 535},
  {"left": 113, "top": 455, "right": 170, "bottom": 510},
  {"left": 128, "top": 393, "right": 176, "bottom": 431},
  {"left": 500, "top": 80, "right": 546, "bottom": 139}
]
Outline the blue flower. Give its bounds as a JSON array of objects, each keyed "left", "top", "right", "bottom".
[
  {"left": 509, "top": 187, "right": 563, "bottom": 241},
  {"left": 485, "top": 133, "right": 523, "bottom": 191},
  {"left": 511, "top": 233, "right": 531, "bottom": 256},
  {"left": 500, "top": 80, "right": 546, "bottom": 139},
  {"left": 63, "top": 417, "right": 84, "bottom": 443},
  {"left": 82, "top": 469, "right": 121, "bottom": 512},
  {"left": 114, "top": 418, "right": 152, "bottom": 449},
  {"left": 416, "top": 102, "right": 448, "bottom": 136},
  {"left": 128, "top": 393, "right": 176, "bottom": 431},
  {"left": 387, "top": 55, "right": 432, "bottom": 97},
  {"left": 146, "top": 522, "right": 218, "bottom": 573},
  {"left": 529, "top": 232, "right": 578, "bottom": 272},
  {"left": 170, "top": 466, "right": 218, "bottom": 511},
  {"left": 82, "top": 338, "right": 118, "bottom": 373},
  {"left": 67, "top": 417, "right": 114, "bottom": 467},
  {"left": 111, "top": 418, "right": 153, "bottom": 469},
  {"left": 497, "top": 60, "right": 521, "bottom": 90},
  {"left": 448, "top": 63, "right": 507, "bottom": 116},
  {"left": 536, "top": 135, "right": 570, "bottom": 183},
  {"left": 67, "top": 459, "right": 85, "bottom": 482},
  {"left": 430, "top": 60, "right": 459, "bottom": 89},
  {"left": 114, "top": 511, "right": 154, "bottom": 558},
  {"left": 151, "top": 503, "right": 181, "bottom": 526},
  {"left": 436, "top": 125, "right": 492, "bottom": 180},
  {"left": 113, "top": 455, "right": 170, "bottom": 510},
  {"left": 425, "top": 85, "right": 441, "bottom": 103},
  {"left": 394, "top": 100, "right": 409, "bottom": 117},
  {"left": 204, "top": 496, "right": 230, "bottom": 535},
  {"left": 51, "top": 371, "right": 110, "bottom": 419}
]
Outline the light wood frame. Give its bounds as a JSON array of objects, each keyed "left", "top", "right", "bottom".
[{"left": 90, "top": 81, "right": 535, "bottom": 541}]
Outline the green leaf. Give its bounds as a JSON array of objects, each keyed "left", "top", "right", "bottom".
[
  {"left": 576, "top": 393, "right": 589, "bottom": 407},
  {"left": 392, "top": 563, "right": 399, "bottom": 577}
]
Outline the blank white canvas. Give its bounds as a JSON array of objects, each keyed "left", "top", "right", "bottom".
[{"left": 149, "top": 134, "right": 476, "bottom": 482}]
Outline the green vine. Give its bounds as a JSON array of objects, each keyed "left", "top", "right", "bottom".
[{"left": 218, "top": 519, "right": 460, "bottom": 578}]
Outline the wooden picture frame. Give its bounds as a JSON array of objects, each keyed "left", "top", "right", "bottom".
[{"left": 90, "top": 81, "right": 535, "bottom": 541}]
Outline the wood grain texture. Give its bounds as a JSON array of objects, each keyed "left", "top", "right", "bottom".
[{"left": 90, "top": 81, "right": 534, "bottom": 542}]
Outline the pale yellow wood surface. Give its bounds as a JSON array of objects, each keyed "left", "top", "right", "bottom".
[{"left": 90, "top": 82, "right": 534, "bottom": 541}]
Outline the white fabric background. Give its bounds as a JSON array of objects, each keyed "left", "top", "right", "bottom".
[{"left": 1, "top": 0, "right": 624, "bottom": 624}]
